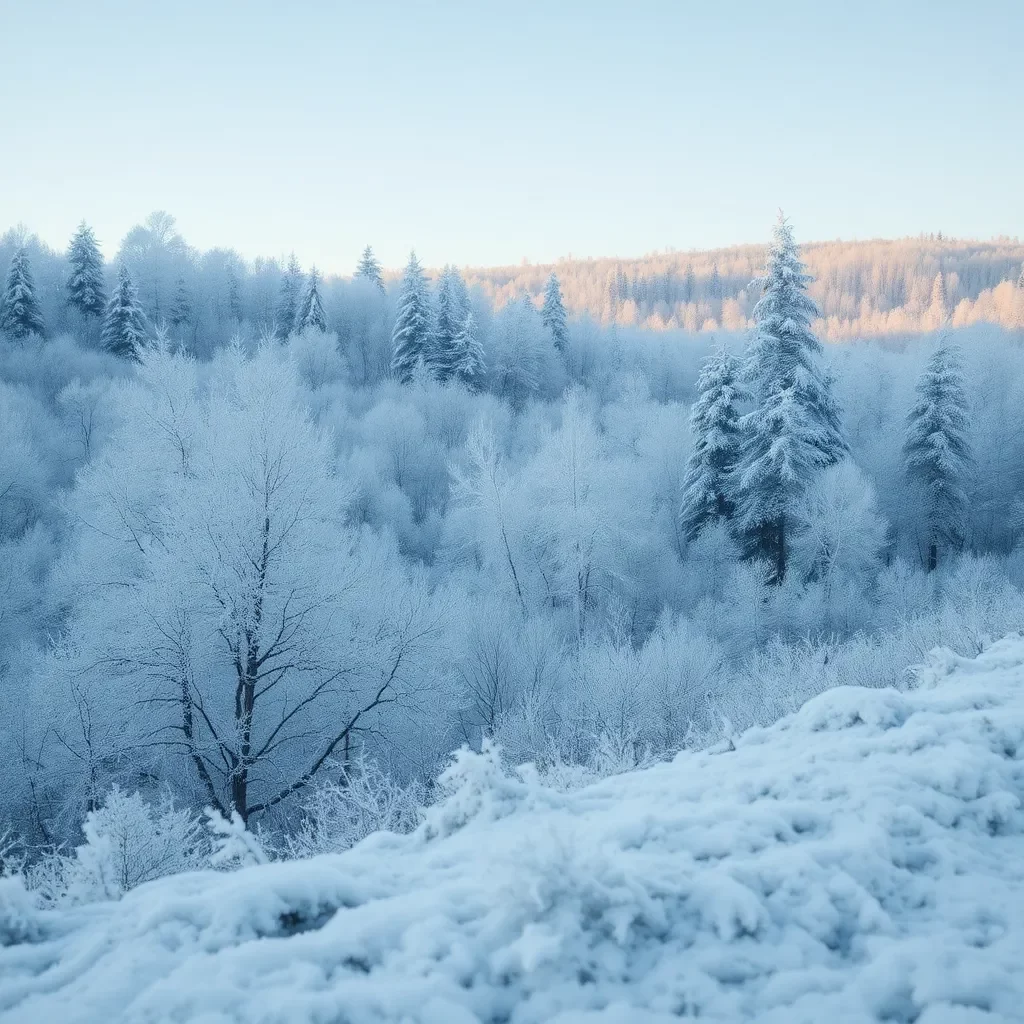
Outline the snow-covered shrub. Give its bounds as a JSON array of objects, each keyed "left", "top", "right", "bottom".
[
  {"left": 0, "top": 875, "right": 42, "bottom": 946},
  {"left": 286, "top": 758, "right": 423, "bottom": 858},
  {"left": 31, "top": 788, "right": 206, "bottom": 905},
  {"left": 206, "top": 809, "right": 269, "bottom": 870}
]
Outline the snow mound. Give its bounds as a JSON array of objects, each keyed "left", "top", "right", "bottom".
[{"left": 3, "top": 638, "right": 1024, "bottom": 1023}]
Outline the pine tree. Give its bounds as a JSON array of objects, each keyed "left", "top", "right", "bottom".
[
  {"left": 275, "top": 253, "right": 301, "bottom": 341},
  {"left": 169, "top": 276, "right": 192, "bottom": 329},
  {"left": 102, "top": 264, "right": 149, "bottom": 360},
  {"left": 227, "top": 268, "right": 243, "bottom": 322},
  {"left": 679, "top": 347, "right": 745, "bottom": 541},
  {"left": 296, "top": 266, "right": 328, "bottom": 333},
  {"left": 356, "top": 245, "right": 385, "bottom": 292},
  {"left": 733, "top": 213, "right": 847, "bottom": 582},
  {"left": 0, "top": 248, "right": 45, "bottom": 339},
  {"left": 450, "top": 310, "right": 486, "bottom": 390},
  {"left": 541, "top": 272, "right": 569, "bottom": 353},
  {"left": 66, "top": 222, "right": 107, "bottom": 318},
  {"left": 903, "top": 339, "right": 973, "bottom": 571},
  {"left": 391, "top": 251, "right": 434, "bottom": 383},
  {"left": 432, "top": 265, "right": 470, "bottom": 380}
]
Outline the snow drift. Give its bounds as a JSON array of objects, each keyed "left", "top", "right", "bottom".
[{"left": 3, "top": 637, "right": 1024, "bottom": 1023}]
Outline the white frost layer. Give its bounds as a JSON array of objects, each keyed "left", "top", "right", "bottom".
[{"left": 3, "top": 638, "right": 1024, "bottom": 1023}]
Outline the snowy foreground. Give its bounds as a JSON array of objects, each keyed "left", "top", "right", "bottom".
[{"left": 3, "top": 641, "right": 1024, "bottom": 1023}]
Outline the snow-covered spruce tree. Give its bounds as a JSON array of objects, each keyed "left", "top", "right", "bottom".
[
  {"left": 226, "top": 268, "right": 243, "bottom": 322},
  {"left": 0, "top": 248, "right": 45, "bottom": 340},
  {"left": 680, "top": 346, "right": 745, "bottom": 541},
  {"left": 66, "top": 223, "right": 107, "bottom": 319},
  {"left": 356, "top": 245, "right": 385, "bottom": 292},
  {"left": 169, "top": 277, "right": 192, "bottom": 329},
  {"left": 733, "top": 214, "right": 846, "bottom": 582},
  {"left": 275, "top": 253, "right": 301, "bottom": 341},
  {"left": 903, "top": 338, "right": 973, "bottom": 571},
  {"left": 391, "top": 251, "right": 434, "bottom": 383},
  {"left": 432, "top": 265, "right": 470, "bottom": 381},
  {"left": 102, "top": 264, "right": 149, "bottom": 360},
  {"left": 451, "top": 310, "right": 486, "bottom": 390},
  {"left": 541, "top": 272, "right": 569, "bottom": 354},
  {"left": 296, "top": 266, "right": 328, "bottom": 333}
]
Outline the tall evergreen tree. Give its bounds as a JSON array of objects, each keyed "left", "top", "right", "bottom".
[
  {"left": 679, "top": 347, "right": 745, "bottom": 541},
  {"left": 227, "top": 268, "right": 243, "bottom": 322},
  {"left": 541, "top": 272, "right": 569, "bottom": 354},
  {"left": 66, "top": 222, "right": 107, "bottom": 318},
  {"left": 296, "top": 266, "right": 328, "bottom": 333},
  {"left": 356, "top": 245, "right": 385, "bottom": 292},
  {"left": 102, "top": 264, "right": 149, "bottom": 360},
  {"left": 0, "top": 248, "right": 45, "bottom": 339},
  {"left": 733, "top": 213, "right": 846, "bottom": 582},
  {"left": 391, "top": 252, "right": 434, "bottom": 383},
  {"left": 432, "top": 265, "right": 470, "bottom": 380},
  {"left": 275, "top": 253, "right": 301, "bottom": 341},
  {"left": 903, "top": 339, "right": 973, "bottom": 571},
  {"left": 169, "top": 276, "right": 192, "bottom": 329},
  {"left": 450, "top": 311, "right": 486, "bottom": 390}
]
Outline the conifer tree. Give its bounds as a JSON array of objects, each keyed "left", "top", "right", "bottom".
[
  {"left": 733, "top": 213, "right": 846, "bottom": 582},
  {"left": 0, "top": 248, "right": 45, "bottom": 339},
  {"left": 541, "top": 272, "right": 569, "bottom": 353},
  {"left": 296, "top": 266, "right": 328, "bottom": 333},
  {"left": 432, "top": 265, "right": 470, "bottom": 380},
  {"left": 391, "top": 252, "right": 434, "bottom": 383},
  {"left": 66, "top": 222, "right": 106, "bottom": 318},
  {"left": 451, "top": 311, "right": 486, "bottom": 390},
  {"left": 680, "top": 347, "right": 745, "bottom": 540},
  {"left": 903, "top": 339, "right": 973, "bottom": 571},
  {"left": 169, "top": 276, "right": 192, "bottom": 329},
  {"left": 275, "top": 253, "right": 301, "bottom": 341},
  {"left": 102, "top": 264, "right": 149, "bottom": 360},
  {"left": 227, "top": 268, "right": 243, "bottom": 322},
  {"left": 356, "top": 245, "right": 385, "bottom": 292}
]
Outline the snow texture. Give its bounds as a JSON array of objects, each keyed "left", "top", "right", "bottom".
[{"left": 3, "top": 636, "right": 1024, "bottom": 1023}]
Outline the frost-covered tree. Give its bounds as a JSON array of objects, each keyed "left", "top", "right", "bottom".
[
  {"left": 101, "top": 264, "right": 149, "bottom": 360},
  {"left": 680, "top": 347, "right": 745, "bottom": 541},
  {"left": 734, "top": 386, "right": 827, "bottom": 583},
  {"left": 356, "top": 245, "right": 385, "bottom": 292},
  {"left": 903, "top": 339, "right": 973, "bottom": 571},
  {"left": 0, "top": 248, "right": 45, "bottom": 340},
  {"left": 541, "top": 272, "right": 569, "bottom": 354},
  {"left": 66, "top": 223, "right": 107, "bottom": 319},
  {"left": 451, "top": 311, "right": 486, "bottom": 390},
  {"left": 391, "top": 251, "right": 434, "bottom": 383},
  {"left": 275, "top": 253, "right": 301, "bottom": 341},
  {"left": 432, "top": 265, "right": 470, "bottom": 381},
  {"left": 226, "top": 268, "right": 243, "bottom": 322},
  {"left": 733, "top": 214, "right": 846, "bottom": 581},
  {"left": 169, "top": 277, "right": 192, "bottom": 329},
  {"left": 296, "top": 266, "right": 328, "bottom": 333}
]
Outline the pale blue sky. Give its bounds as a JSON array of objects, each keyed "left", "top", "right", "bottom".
[{"left": 1, "top": 0, "right": 1021, "bottom": 272}]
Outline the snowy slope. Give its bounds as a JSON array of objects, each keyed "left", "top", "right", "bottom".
[{"left": 3, "top": 639, "right": 1024, "bottom": 1024}]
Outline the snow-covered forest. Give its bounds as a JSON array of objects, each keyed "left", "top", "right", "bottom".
[{"left": 1, "top": 210, "right": 1024, "bottom": 900}]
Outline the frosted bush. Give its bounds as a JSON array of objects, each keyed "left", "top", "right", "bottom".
[
  {"left": 285, "top": 758, "right": 423, "bottom": 858},
  {"left": 206, "top": 809, "right": 269, "bottom": 869}
]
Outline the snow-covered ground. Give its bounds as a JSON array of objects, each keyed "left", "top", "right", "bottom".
[{"left": 3, "top": 638, "right": 1024, "bottom": 1024}]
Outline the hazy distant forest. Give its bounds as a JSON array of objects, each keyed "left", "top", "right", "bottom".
[{"left": 2, "top": 211, "right": 1024, "bottom": 895}]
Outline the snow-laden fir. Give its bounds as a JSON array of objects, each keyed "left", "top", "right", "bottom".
[{"left": 2, "top": 635, "right": 1023, "bottom": 1024}]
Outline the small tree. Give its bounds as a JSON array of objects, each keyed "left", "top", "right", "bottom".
[
  {"left": 391, "top": 251, "right": 434, "bottom": 383},
  {"left": 275, "top": 253, "right": 301, "bottom": 341},
  {"left": 169, "top": 276, "right": 192, "bottom": 330},
  {"left": 356, "top": 245, "right": 385, "bottom": 292},
  {"left": 0, "top": 248, "right": 45, "bottom": 340},
  {"left": 903, "top": 339, "right": 973, "bottom": 571},
  {"left": 66, "top": 222, "right": 107, "bottom": 319},
  {"left": 295, "top": 266, "right": 328, "bottom": 333},
  {"left": 101, "top": 264, "right": 149, "bottom": 360},
  {"left": 541, "top": 272, "right": 569, "bottom": 354},
  {"left": 680, "top": 347, "right": 745, "bottom": 541},
  {"left": 451, "top": 311, "right": 486, "bottom": 390}
]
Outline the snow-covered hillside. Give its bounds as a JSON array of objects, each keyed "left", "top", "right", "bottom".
[{"left": 3, "top": 638, "right": 1024, "bottom": 1024}]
